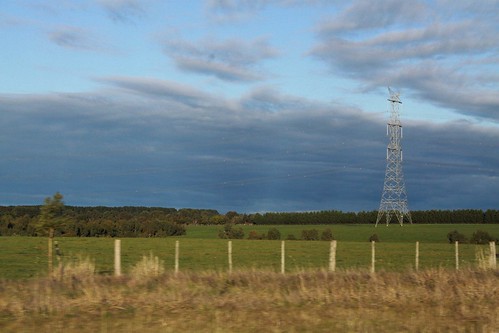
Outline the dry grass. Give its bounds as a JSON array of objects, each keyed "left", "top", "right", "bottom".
[
  {"left": 0, "top": 260, "right": 498, "bottom": 332},
  {"left": 129, "top": 252, "right": 164, "bottom": 279}
]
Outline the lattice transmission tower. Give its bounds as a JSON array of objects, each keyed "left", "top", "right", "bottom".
[{"left": 375, "top": 88, "right": 412, "bottom": 226}]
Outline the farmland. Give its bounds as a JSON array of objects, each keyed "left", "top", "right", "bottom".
[
  {"left": 0, "top": 224, "right": 498, "bottom": 332},
  {"left": 1, "top": 224, "right": 498, "bottom": 279}
]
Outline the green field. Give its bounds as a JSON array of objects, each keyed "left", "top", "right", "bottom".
[
  {"left": 0, "top": 224, "right": 497, "bottom": 279},
  {"left": 187, "top": 223, "right": 499, "bottom": 242}
]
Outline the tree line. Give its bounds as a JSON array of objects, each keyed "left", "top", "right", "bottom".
[
  {"left": 1, "top": 201, "right": 498, "bottom": 237},
  {"left": 251, "top": 209, "right": 499, "bottom": 225},
  {"left": 0, "top": 204, "right": 216, "bottom": 237}
]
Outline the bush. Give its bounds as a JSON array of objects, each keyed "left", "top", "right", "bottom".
[
  {"left": 218, "top": 224, "right": 245, "bottom": 239},
  {"left": 247, "top": 230, "right": 265, "bottom": 240},
  {"left": 368, "top": 234, "right": 379, "bottom": 242},
  {"left": 470, "top": 230, "right": 496, "bottom": 244},
  {"left": 301, "top": 229, "right": 319, "bottom": 241},
  {"left": 447, "top": 230, "right": 467, "bottom": 243},
  {"left": 286, "top": 234, "right": 297, "bottom": 240},
  {"left": 162, "top": 222, "right": 186, "bottom": 236},
  {"left": 267, "top": 228, "right": 281, "bottom": 240},
  {"left": 321, "top": 228, "right": 334, "bottom": 241}
]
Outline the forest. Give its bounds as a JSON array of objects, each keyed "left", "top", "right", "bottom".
[{"left": 1, "top": 203, "right": 498, "bottom": 237}]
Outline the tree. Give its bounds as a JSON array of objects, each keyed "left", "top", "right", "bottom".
[
  {"left": 37, "top": 192, "right": 68, "bottom": 274},
  {"left": 321, "top": 229, "right": 334, "bottom": 241},
  {"left": 447, "top": 230, "right": 467, "bottom": 244},
  {"left": 470, "top": 230, "right": 496, "bottom": 244},
  {"left": 267, "top": 228, "right": 281, "bottom": 240},
  {"left": 218, "top": 224, "right": 244, "bottom": 239},
  {"left": 37, "top": 192, "right": 67, "bottom": 238},
  {"left": 301, "top": 229, "right": 319, "bottom": 241}
]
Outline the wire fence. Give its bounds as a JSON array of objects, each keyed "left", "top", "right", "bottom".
[{"left": 109, "top": 239, "right": 498, "bottom": 276}]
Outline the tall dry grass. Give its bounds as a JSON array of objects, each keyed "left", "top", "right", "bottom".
[{"left": 0, "top": 259, "right": 498, "bottom": 332}]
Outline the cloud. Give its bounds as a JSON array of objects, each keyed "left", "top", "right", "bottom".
[
  {"left": 163, "top": 37, "right": 279, "bottom": 82},
  {"left": 48, "top": 25, "right": 103, "bottom": 51},
  {"left": 206, "top": 0, "right": 329, "bottom": 22},
  {"left": 1, "top": 77, "right": 498, "bottom": 211},
  {"left": 97, "top": 76, "right": 219, "bottom": 109},
  {"left": 317, "top": 0, "right": 427, "bottom": 34},
  {"left": 97, "top": 0, "right": 146, "bottom": 23},
  {"left": 310, "top": 0, "right": 499, "bottom": 122},
  {"left": 0, "top": 13, "right": 26, "bottom": 28}
]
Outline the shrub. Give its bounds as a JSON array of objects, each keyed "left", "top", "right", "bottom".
[
  {"left": 163, "top": 222, "right": 186, "bottom": 236},
  {"left": 470, "top": 230, "right": 496, "bottom": 244},
  {"left": 286, "top": 234, "right": 297, "bottom": 240},
  {"left": 321, "top": 228, "right": 334, "bottom": 241},
  {"left": 267, "top": 228, "right": 281, "bottom": 240},
  {"left": 301, "top": 229, "right": 319, "bottom": 241},
  {"left": 368, "top": 234, "right": 379, "bottom": 242},
  {"left": 248, "top": 230, "right": 265, "bottom": 240},
  {"left": 218, "top": 224, "right": 245, "bottom": 239},
  {"left": 447, "top": 230, "right": 467, "bottom": 243}
]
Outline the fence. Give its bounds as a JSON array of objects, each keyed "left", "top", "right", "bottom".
[{"left": 108, "top": 239, "right": 497, "bottom": 276}]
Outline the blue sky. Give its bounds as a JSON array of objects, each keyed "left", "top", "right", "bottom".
[{"left": 1, "top": 0, "right": 498, "bottom": 213}]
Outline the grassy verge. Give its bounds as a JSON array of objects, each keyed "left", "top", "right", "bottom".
[{"left": 0, "top": 264, "right": 497, "bottom": 332}]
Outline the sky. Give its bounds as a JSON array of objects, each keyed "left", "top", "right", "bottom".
[{"left": 1, "top": 0, "right": 498, "bottom": 213}]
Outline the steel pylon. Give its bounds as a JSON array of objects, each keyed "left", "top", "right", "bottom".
[{"left": 375, "top": 88, "right": 412, "bottom": 226}]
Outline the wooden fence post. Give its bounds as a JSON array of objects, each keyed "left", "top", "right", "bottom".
[
  {"left": 281, "top": 241, "right": 285, "bottom": 274},
  {"left": 228, "top": 241, "right": 233, "bottom": 274},
  {"left": 415, "top": 241, "right": 419, "bottom": 271},
  {"left": 175, "top": 240, "right": 179, "bottom": 275},
  {"left": 48, "top": 237, "right": 53, "bottom": 274},
  {"left": 455, "top": 241, "right": 459, "bottom": 271},
  {"left": 114, "top": 239, "right": 121, "bottom": 277},
  {"left": 490, "top": 241, "right": 497, "bottom": 270},
  {"left": 329, "top": 240, "right": 337, "bottom": 272},
  {"left": 371, "top": 240, "right": 375, "bottom": 273}
]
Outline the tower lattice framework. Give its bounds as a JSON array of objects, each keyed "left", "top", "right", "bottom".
[{"left": 376, "top": 88, "right": 412, "bottom": 226}]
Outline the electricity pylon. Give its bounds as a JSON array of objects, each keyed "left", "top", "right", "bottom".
[{"left": 375, "top": 88, "right": 412, "bottom": 226}]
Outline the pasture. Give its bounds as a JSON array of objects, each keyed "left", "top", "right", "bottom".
[
  {"left": 0, "top": 224, "right": 498, "bottom": 332},
  {"left": 0, "top": 224, "right": 497, "bottom": 279}
]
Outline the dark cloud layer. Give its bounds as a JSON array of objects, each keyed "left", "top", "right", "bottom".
[{"left": 1, "top": 77, "right": 498, "bottom": 212}]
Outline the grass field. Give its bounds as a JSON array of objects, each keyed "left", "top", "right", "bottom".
[
  {"left": 186, "top": 223, "right": 499, "bottom": 242},
  {"left": 0, "top": 224, "right": 498, "bottom": 332},
  {"left": 0, "top": 224, "right": 497, "bottom": 279}
]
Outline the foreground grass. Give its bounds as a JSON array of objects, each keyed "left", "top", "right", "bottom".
[{"left": 0, "top": 265, "right": 497, "bottom": 333}]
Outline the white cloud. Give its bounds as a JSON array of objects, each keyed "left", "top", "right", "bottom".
[
  {"left": 317, "top": 0, "right": 428, "bottom": 34},
  {"left": 97, "top": 0, "right": 147, "bottom": 22},
  {"left": 205, "top": 0, "right": 330, "bottom": 22},
  {"left": 48, "top": 25, "right": 103, "bottom": 51},
  {"left": 310, "top": 0, "right": 499, "bottom": 122},
  {"left": 163, "top": 36, "right": 279, "bottom": 82}
]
